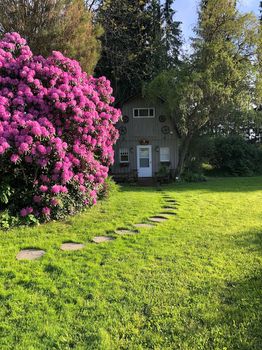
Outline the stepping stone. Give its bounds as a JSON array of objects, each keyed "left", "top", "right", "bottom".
[
  {"left": 60, "top": 242, "right": 85, "bottom": 251},
  {"left": 166, "top": 200, "right": 177, "bottom": 204},
  {"left": 163, "top": 206, "right": 176, "bottom": 210},
  {"left": 16, "top": 249, "right": 45, "bottom": 261},
  {"left": 92, "top": 236, "right": 115, "bottom": 243},
  {"left": 134, "top": 223, "right": 154, "bottom": 228},
  {"left": 115, "top": 229, "right": 139, "bottom": 235},
  {"left": 160, "top": 212, "right": 177, "bottom": 216},
  {"left": 149, "top": 216, "right": 168, "bottom": 222}
]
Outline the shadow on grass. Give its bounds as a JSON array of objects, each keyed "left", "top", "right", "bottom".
[
  {"left": 216, "top": 229, "right": 262, "bottom": 349},
  {"left": 118, "top": 176, "right": 262, "bottom": 194}
]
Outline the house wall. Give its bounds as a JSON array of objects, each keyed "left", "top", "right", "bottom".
[{"left": 111, "top": 96, "right": 180, "bottom": 177}]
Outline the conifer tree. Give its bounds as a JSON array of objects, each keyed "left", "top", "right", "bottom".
[{"left": 96, "top": 0, "right": 181, "bottom": 104}]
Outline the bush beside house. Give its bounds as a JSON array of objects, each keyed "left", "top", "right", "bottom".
[{"left": 0, "top": 32, "right": 120, "bottom": 225}]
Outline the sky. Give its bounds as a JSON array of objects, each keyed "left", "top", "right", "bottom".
[{"left": 173, "top": 0, "right": 260, "bottom": 51}]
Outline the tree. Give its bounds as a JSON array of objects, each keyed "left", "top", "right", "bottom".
[
  {"left": 56, "top": 0, "right": 103, "bottom": 74},
  {"left": 0, "top": 0, "right": 102, "bottom": 74},
  {"left": 95, "top": 0, "right": 155, "bottom": 105},
  {"left": 146, "top": 0, "right": 259, "bottom": 177},
  {"left": 0, "top": 0, "right": 62, "bottom": 56},
  {"left": 95, "top": 0, "right": 181, "bottom": 104},
  {"left": 162, "top": 0, "right": 181, "bottom": 68}
]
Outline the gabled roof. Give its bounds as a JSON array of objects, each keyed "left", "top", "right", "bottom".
[{"left": 119, "top": 94, "right": 181, "bottom": 138}]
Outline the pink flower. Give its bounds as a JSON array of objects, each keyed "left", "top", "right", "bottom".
[
  {"left": 20, "top": 208, "right": 28, "bottom": 217},
  {"left": 19, "top": 142, "right": 29, "bottom": 153},
  {"left": 51, "top": 184, "right": 60, "bottom": 194},
  {"left": 10, "top": 154, "right": 20, "bottom": 163},
  {"left": 39, "top": 185, "right": 48, "bottom": 192},
  {"left": 20, "top": 207, "right": 33, "bottom": 217},
  {"left": 42, "top": 207, "right": 51, "bottom": 216},
  {"left": 37, "top": 144, "right": 47, "bottom": 155}
]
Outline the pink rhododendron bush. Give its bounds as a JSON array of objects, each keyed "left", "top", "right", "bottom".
[{"left": 0, "top": 33, "right": 120, "bottom": 225}]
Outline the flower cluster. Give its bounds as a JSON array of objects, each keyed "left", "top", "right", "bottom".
[{"left": 0, "top": 32, "right": 120, "bottom": 221}]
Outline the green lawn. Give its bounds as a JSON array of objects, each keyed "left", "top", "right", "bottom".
[{"left": 0, "top": 177, "right": 262, "bottom": 350}]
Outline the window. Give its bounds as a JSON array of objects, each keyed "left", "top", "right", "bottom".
[
  {"left": 133, "top": 108, "right": 155, "bottom": 118},
  {"left": 160, "top": 147, "right": 170, "bottom": 162},
  {"left": 119, "top": 148, "right": 129, "bottom": 163}
]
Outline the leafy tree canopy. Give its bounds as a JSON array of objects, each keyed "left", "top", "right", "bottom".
[{"left": 0, "top": 0, "right": 102, "bottom": 74}]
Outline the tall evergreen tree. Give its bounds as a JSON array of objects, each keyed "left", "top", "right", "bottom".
[
  {"left": 96, "top": 0, "right": 155, "bottom": 105},
  {"left": 56, "top": 0, "right": 103, "bottom": 74},
  {"left": 95, "top": 0, "right": 181, "bottom": 105},
  {"left": 162, "top": 0, "right": 181, "bottom": 68}
]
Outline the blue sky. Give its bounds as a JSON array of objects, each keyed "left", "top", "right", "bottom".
[{"left": 173, "top": 0, "right": 260, "bottom": 51}]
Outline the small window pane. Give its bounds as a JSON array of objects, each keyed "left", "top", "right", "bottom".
[
  {"left": 140, "top": 158, "right": 149, "bottom": 167},
  {"left": 160, "top": 147, "right": 170, "bottom": 162},
  {"left": 120, "top": 148, "right": 129, "bottom": 163},
  {"left": 139, "top": 109, "right": 149, "bottom": 117},
  {"left": 140, "top": 148, "right": 149, "bottom": 158},
  {"left": 133, "top": 108, "right": 155, "bottom": 118}
]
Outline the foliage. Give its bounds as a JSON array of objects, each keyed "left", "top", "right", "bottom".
[
  {"left": 95, "top": 0, "right": 181, "bottom": 104},
  {"left": 0, "top": 32, "right": 120, "bottom": 223},
  {"left": 0, "top": 0, "right": 62, "bottom": 56},
  {"left": 181, "top": 170, "right": 207, "bottom": 183},
  {"left": 146, "top": 1, "right": 260, "bottom": 176},
  {"left": 55, "top": 0, "right": 103, "bottom": 74},
  {"left": 209, "top": 136, "right": 262, "bottom": 176},
  {"left": 0, "top": 177, "right": 262, "bottom": 349},
  {"left": 0, "top": 0, "right": 102, "bottom": 74}
]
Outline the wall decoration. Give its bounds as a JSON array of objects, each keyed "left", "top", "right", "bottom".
[
  {"left": 159, "top": 115, "right": 166, "bottom": 123},
  {"left": 118, "top": 126, "right": 127, "bottom": 135},
  {"left": 139, "top": 139, "right": 149, "bottom": 145},
  {"left": 161, "top": 126, "right": 170, "bottom": 135},
  {"left": 122, "top": 115, "right": 129, "bottom": 123}
]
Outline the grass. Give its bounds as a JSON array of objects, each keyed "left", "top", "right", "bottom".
[{"left": 0, "top": 177, "right": 262, "bottom": 350}]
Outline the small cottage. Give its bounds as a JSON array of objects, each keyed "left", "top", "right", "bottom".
[{"left": 111, "top": 96, "right": 180, "bottom": 182}]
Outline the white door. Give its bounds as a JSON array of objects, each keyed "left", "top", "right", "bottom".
[{"left": 137, "top": 145, "right": 152, "bottom": 177}]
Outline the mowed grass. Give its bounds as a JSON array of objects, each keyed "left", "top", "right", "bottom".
[{"left": 0, "top": 177, "right": 262, "bottom": 350}]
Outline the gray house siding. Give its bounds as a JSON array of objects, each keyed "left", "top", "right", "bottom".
[{"left": 111, "top": 96, "right": 180, "bottom": 178}]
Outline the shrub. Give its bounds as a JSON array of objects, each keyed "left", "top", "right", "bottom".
[
  {"left": 209, "top": 136, "right": 262, "bottom": 176},
  {"left": 0, "top": 32, "right": 121, "bottom": 224}
]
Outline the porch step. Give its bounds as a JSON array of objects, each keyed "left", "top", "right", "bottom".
[{"left": 137, "top": 177, "right": 157, "bottom": 187}]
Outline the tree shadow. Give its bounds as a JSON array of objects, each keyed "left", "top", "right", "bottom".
[
  {"left": 214, "top": 229, "right": 262, "bottom": 349},
  {"left": 118, "top": 176, "right": 262, "bottom": 193}
]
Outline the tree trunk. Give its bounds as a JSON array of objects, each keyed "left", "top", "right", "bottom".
[{"left": 174, "top": 135, "right": 192, "bottom": 178}]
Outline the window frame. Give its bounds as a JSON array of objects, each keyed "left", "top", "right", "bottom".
[
  {"left": 133, "top": 107, "right": 155, "bottom": 119},
  {"left": 119, "top": 148, "right": 130, "bottom": 163},
  {"left": 160, "top": 147, "right": 170, "bottom": 162}
]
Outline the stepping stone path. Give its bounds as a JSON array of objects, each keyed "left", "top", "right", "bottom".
[
  {"left": 134, "top": 223, "right": 155, "bottom": 228},
  {"left": 92, "top": 236, "right": 115, "bottom": 243},
  {"left": 149, "top": 216, "right": 168, "bottom": 223},
  {"left": 115, "top": 229, "right": 139, "bottom": 235},
  {"left": 15, "top": 192, "right": 178, "bottom": 259},
  {"left": 16, "top": 249, "right": 45, "bottom": 261},
  {"left": 60, "top": 243, "right": 85, "bottom": 251},
  {"left": 160, "top": 211, "right": 176, "bottom": 216}
]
